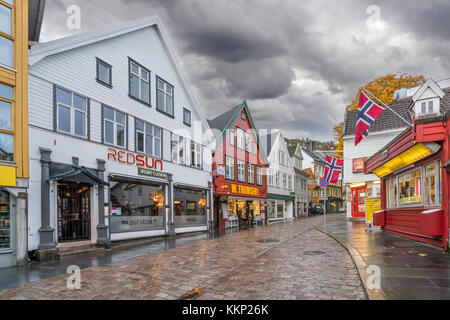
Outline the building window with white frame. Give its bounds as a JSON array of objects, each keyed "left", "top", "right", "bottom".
[
  {"left": 226, "top": 156, "right": 235, "bottom": 180},
  {"left": 129, "top": 58, "right": 150, "bottom": 105},
  {"left": 237, "top": 160, "right": 245, "bottom": 182},
  {"left": 135, "top": 119, "right": 161, "bottom": 158},
  {"left": 248, "top": 164, "right": 255, "bottom": 184},
  {"left": 171, "top": 134, "right": 186, "bottom": 165},
  {"left": 0, "top": 0, "right": 13, "bottom": 67},
  {"left": 156, "top": 76, "right": 174, "bottom": 116},
  {"left": 256, "top": 166, "right": 263, "bottom": 186},
  {"left": 283, "top": 173, "right": 287, "bottom": 189},
  {"left": 423, "top": 160, "right": 441, "bottom": 205},
  {"left": 229, "top": 130, "right": 235, "bottom": 146},
  {"left": 183, "top": 108, "right": 191, "bottom": 126},
  {"left": 288, "top": 175, "right": 292, "bottom": 190},
  {"left": 103, "top": 105, "right": 126, "bottom": 147},
  {"left": 190, "top": 141, "right": 202, "bottom": 169},
  {"left": 56, "top": 87, "right": 88, "bottom": 138},
  {"left": 236, "top": 128, "right": 244, "bottom": 150},
  {"left": 245, "top": 132, "right": 251, "bottom": 153},
  {"left": 275, "top": 171, "right": 280, "bottom": 188},
  {"left": 268, "top": 169, "right": 273, "bottom": 186}
]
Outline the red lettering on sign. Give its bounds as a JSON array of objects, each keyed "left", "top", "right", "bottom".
[
  {"left": 154, "top": 159, "right": 163, "bottom": 171},
  {"left": 107, "top": 148, "right": 117, "bottom": 161},
  {"left": 126, "top": 153, "right": 135, "bottom": 165},
  {"left": 117, "top": 151, "right": 126, "bottom": 163},
  {"left": 136, "top": 155, "right": 145, "bottom": 167},
  {"left": 107, "top": 148, "right": 163, "bottom": 171}
]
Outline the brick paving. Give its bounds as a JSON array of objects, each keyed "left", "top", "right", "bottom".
[{"left": 0, "top": 215, "right": 366, "bottom": 300}]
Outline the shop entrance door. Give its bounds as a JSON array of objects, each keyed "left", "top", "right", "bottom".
[
  {"left": 351, "top": 187, "right": 366, "bottom": 218},
  {"left": 57, "top": 183, "right": 91, "bottom": 242}
]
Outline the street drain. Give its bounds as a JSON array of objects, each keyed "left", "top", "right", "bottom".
[
  {"left": 304, "top": 250, "right": 325, "bottom": 256},
  {"left": 180, "top": 287, "right": 205, "bottom": 300},
  {"left": 256, "top": 238, "right": 279, "bottom": 243}
]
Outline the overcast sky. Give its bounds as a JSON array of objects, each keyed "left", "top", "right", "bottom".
[{"left": 39, "top": 0, "right": 450, "bottom": 141}]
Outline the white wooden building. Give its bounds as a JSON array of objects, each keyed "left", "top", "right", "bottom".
[{"left": 27, "top": 16, "right": 213, "bottom": 259}]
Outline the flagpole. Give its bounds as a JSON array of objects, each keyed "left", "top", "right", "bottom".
[{"left": 360, "top": 87, "right": 412, "bottom": 127}]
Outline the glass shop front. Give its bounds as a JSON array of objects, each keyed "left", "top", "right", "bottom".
[
  {"left": 226, "top": 198, "right": 267, "bottom": 224},
  {"left": 109, "top": 180, "right": 166, "bottom": 233},
  {"left": 173, "top": 187, "right": 207, "bottom": 226}
]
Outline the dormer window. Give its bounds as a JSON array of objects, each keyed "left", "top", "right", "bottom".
[
  {"left": 417, "top": 99, "right": 438, "bottom": 117},
  {"left": 428, "top": 101, "right": 434, "bottom": 113}
]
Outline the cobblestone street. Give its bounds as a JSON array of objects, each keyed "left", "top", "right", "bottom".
[{"left": 0, "top": 215, "right": 366, "bottom": 300}]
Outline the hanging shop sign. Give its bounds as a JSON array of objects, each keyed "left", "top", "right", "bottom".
[
  {"left": 138, "top": 167, "right": 169, "bottom": 180},
  {"left": 353, "top": 158, "right": 366, "bottom": 173},
  {"left": 107, "top": 148, "right": 163, "bottom": 171}
]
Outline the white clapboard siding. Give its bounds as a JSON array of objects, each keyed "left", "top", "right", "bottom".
[
  {"left": 90, "top": 100, "right": 102, "bottom": 143},
  {"left": 343, "top": 129, "right": 405, "bottom": 183},
  {"left": 28, "top": 75, "right": 53, "bottom": 130},
  {"left": 128, "top": 114, "right": 135, "bottom": 151}
]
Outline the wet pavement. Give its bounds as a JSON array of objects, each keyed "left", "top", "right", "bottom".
[
  {"left": 321, "top": 216, "right": 450, "bottom": 300},
  {"left": 0, "top": 214, "right": 366, "bottom": 300}
]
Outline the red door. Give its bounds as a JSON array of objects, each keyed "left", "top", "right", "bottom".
[{"left": 351, "top": 187, "right": 366, "bottom": 218}]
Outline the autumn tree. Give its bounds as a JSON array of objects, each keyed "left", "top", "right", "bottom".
[
  {"left": 346, "top": 73, "right": 425, "bottom": 111},
  {"left": 331, "top": 73, "right": 425, "bottom": 152}
]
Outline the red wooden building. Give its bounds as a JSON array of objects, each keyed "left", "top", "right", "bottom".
[
  {"left": 365, "top": 79, "right": 450, "bottom": 249},
  {"left": 208, "top": 100, "right": 269, "bottom": 229}
]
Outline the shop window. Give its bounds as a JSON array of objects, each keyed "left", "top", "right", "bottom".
[
  {"left": 399, "top": 169, "right": 422, "bottom": 205},
  {"left": 129, "top": 58, "right": 150, "bottom": 106},
  {"left": 268, "top": 201, "right": 276, "bottom": 219},
  {"left": 173, "top": 188, "right": 207, "bottom": 226},
  {"left": 0, "top": 83, "right": 13, "bottom": 162},
  {"left": 268, "top": 169, "right": 273, "bottom": 186},
  {"left": 56, "top": 87, "right": 88, "bottom": 138},
  {"left": 277, "top": 201, "right": 285, "bottom": 219},
  {"left": 256, "top": 166, "right": 263, "bottom": 185},
  {"left": 424, "top": 161, "right": 441, "bottom": 206},
  {"left": 237, "top": 160, "right": 245, "bottom": 182},
  {"left": 135, "top": 119, "right": 161, "bottom": 158},
  {"left": 247, "top": 164, "right": 255, "bottom": 184},
  {"left": 103, "top": 105, "right": 126, "bottom": 147},
  {"left": 225, "top": 156, "right": 235, "bottom": 180},
  {"left": 96, "top": 58, "right": 112, "bottom": 87},
  {"left": 156, "top": 77, "right": 173, "bottom": 116},
  {"left": 0, "top": 190, "right": 10, "bottom": 249},
  {"left": 109, "top": 181, "right": 165, "bottom": 233}
]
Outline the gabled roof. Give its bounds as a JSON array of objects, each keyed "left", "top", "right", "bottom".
[
  {"left": 259, "top": 130, "right": 279, "bottom": 159},
  {"left": 343, "top": 97, "right": 412, "bottom": 136},
  {"left": 287, "top": 143, "right": 303, "bottom": 160},
  {"left": 294, "top": 167, "right": 309, "bottom": 177},
  {"left": 208, "top": 100, "right": 269, "bottom": 165},
  {"left": 29, "top": 16, "right": 211, "bottom": 132},
  {"left": 411, "top": 78, "right": 445, "bottom": 102},
  {"left": 301, "top": 147, "right": 327, "bottom": 165},
  {"left": 207, "top": 105, "right": 241, "bottom": 133}
]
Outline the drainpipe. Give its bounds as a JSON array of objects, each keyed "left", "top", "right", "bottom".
[
  {"left": 167, "top": 174, "right": 176, "bottom": 238},
  {"left": 96, "top": 159, "right": 109, "bottom": 248}
]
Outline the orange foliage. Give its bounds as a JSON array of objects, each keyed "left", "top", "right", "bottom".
[{"left": 346, "top": 73, "right": 425, "bottom": 111}]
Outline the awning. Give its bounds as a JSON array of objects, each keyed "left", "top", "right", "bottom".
[
  {"left": 372, "top": 142, "right": 441, "bottom": 177},
  {"left": 50, "top": 165, "right": 109, "bottom": 186}
]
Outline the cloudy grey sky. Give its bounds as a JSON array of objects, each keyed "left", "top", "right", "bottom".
[{"left": 39, "top": 0, "right": 450, "bottom": 141}]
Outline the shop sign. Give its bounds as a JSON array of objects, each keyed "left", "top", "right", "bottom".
[
  {"left": 353, "top": 158, "right": 366, "bottom": 173},
  {"left": 365, "top": 197, "right": 381, "bottom": 224},
  {"left": 138, "top": 167, "right": 169, "bottom": 180},
  {"left": 381, "top": 149, "right": 389, "bottom": 160},
  {"left": 107, "top": 148, "right": 163, "bottom": 171},
  {"left": 231, "top": 184, "right": 259, "bottom": 196}
]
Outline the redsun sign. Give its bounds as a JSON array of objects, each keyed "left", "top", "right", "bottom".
[{"left": 107, "top": 148, "right": 163, "bottom": 171}]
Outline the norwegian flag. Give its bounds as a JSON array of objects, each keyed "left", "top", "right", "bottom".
[
  {"left": 355, "top": 90, "right": 385, "bottom": 146},
  {"left": 323, "top": 155, "right": 344, "bottom": 184}
]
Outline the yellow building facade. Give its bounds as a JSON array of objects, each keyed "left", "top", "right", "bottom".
[{"left": 0, "top": 0, "right": 44, "bottom": 268}]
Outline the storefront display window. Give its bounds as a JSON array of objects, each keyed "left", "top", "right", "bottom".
[
  {"left": 174, "top": 188, "right": 207, "bottom": 226},
  {"left": 0, "top": 190, "right": 10, "bottom": 249},
  {"left": 424, "top": 160, "right": 441, "bottom": 206},
  {"left": 227, "top": 199, "right": 236, "bottom": 217},
  {"left": 387, "top": 177, "right": 398, "bottom": 208},
  {"left": 399, "top": 169, "right": 422, "bottom": 205},
  {"left": 277, "top": 201, "right": 284, "bottom": 219},
  {"left": 110, "top": 181, "right": 165, "bottom": 233},
  {"left": 268, "top": 201, "right": 276, "bottom": 219}
]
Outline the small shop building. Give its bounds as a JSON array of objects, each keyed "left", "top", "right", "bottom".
[
  {"left": 27, "top": 17, "right": 213, "bottom": 259},
  {"left": 343, "top": 97, "right": 411, "bottom": 219},
  {"left": 286, "top": 142, "right": 309, "bottom": 217},
  {"left": 365, "top": 79, "right": 450, "bottom": 249},
  {"left": 260, "top": 130, "right": 295, "bottom": 221},
  {"left": 208, "top": 101, "right": 268, "bottom": 229}
]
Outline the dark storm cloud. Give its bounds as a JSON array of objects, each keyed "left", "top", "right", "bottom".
[{"left": 40, "top": 0, "right": 450, "bottom": 140}]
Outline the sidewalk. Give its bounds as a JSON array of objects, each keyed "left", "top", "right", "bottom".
[{"left": 319, "top": 214, "right": 450, "bottom": 300}]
